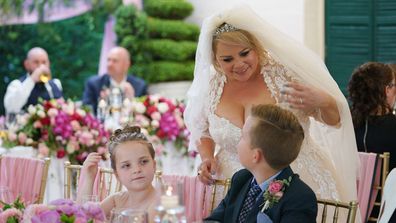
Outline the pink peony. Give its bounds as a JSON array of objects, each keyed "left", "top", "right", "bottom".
[
  {"left": 0, "top": 208, "right": 22, "bottom": 222},
  {"left": 268, "top": 181, "right": 283, "bottom": 194}
]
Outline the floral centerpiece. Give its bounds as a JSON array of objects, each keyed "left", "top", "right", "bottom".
[
  {"left": 123, "top": 95, "right": 194, "bottom": 158},
  {"left": 2, "top": 99, "right": 110, "bottom": 164},
  {"left": 0, "top": 197, "right": 105, "bottom": 223},
  {"left": 0, "top": 196, "right": 24, "bottom": 223}
]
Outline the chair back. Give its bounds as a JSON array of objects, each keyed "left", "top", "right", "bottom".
[
  {"left": 317, "top": 198, "right": 358, "bottom": 223},
  {"left": 207, "top": 178, "right": 231, "bottom": 213},
  {"left": 64, "top": 161, "right": 122, "bottom": 201},
  {"left": 0, "top": 155, "right": 50, "bottom": 204},
  {"left": 367, "top": 152, "right": 390, "bottom": 222}
]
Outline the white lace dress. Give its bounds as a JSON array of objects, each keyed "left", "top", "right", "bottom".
[{"left": 207, "top": 58, "right": 342, "bottom": 201}]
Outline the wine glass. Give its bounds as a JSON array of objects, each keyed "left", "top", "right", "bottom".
[
  {"left": 119, "top": 209, "right": 148, "bottom": 223},
  {"left": 109, "top": 208, "right": 129, "bottom": 223}
]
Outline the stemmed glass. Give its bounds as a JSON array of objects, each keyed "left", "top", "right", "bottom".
[{"left": 109, "top": 208, "right": 148, "bottom": 223}]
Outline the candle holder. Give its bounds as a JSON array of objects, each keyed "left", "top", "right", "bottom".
[{"left": 154, "top": 182, "right": 186, "bottom": 223}]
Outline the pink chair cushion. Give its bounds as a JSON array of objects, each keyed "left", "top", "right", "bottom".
[{"left": 0, "top": 156, "right": 45, "bottom": 204}]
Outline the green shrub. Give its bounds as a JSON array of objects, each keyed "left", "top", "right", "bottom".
[
  {"left": 147, "top": 17, "right": 199, "bottom": 41},
  {"left": 115, "top": 5, "right": 148, "bottom": 66},
  {"left": 142, "top": 39, "right": 196, "bottom": 61},
  {"left": 144, "top": 0, "right": 193, "bottom": 20},
  {"left": 137, "top": 61, "right": 194, "bottom": 83}
]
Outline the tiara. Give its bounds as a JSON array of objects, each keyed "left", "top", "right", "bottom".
[{"left": 213, "top": 23, "right": 239, "bottom": 37}]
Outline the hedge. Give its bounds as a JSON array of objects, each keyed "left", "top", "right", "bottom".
[
  {"left": 137, "top": 61, "right": 194, "bottom": 83},
  {"left": 147, "top": 17, "right": 199, "bottom": 41},
  {"left": 142, "top": 39, "right": 197, "bottom": 62},
  {"left": 144, "top": 0, "right": 193, "bottom": 20}
]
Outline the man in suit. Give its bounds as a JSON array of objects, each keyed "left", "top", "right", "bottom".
[
  {"left": 205, "top": 104, "right": 317, "bottom": 223},
  {"left": 82, "top": 46, "right": 147, "bottom": 114},
  {"left": 4, "top": 47, "right": 63, "bottom": 114}
]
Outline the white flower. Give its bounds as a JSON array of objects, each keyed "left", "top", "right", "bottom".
[
  {"left": 151, "top": 120, "right": 160, "bottom": 128},
  {"left": 26, "top": 138, "right": 34, "bottom": 145},
  {"left": 66, "top": 142, "right": 75, "bottom": 154},
  {"left": 150, "top": 95, "right": 160, "bottom": 103},
  {"left": 157, "top": 102, "right": 169, "bottom": 113},
  {"left": 27, "top": 105, "right": 36, "bottom": 115},
  {"left": 17, "top": 115, "right": 28, "bottom": 126},
  {"left": 37, "top": 110, "right": 46, "bottom": 118},
  {"left": 47, "top": 108, "right": 58, "bottom": 117},
  {"left": 76, "top": 109, "right": 86, "bottom": 117},
  {"left": 134, "top": 102, "right": 146, "bottom": 114},
  {"left": 151, "top": 112, "right": 161, "bottom": 120}
]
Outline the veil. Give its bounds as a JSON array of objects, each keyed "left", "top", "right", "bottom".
[{"left": 184, "top": 4, "right": 359, "bottom": 202}]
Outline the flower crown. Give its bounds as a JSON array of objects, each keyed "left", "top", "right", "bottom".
[{"left": 213, "top": 23, "right": 239, "bottom": 37}]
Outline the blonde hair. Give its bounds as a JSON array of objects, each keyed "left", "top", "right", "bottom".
[
  {"left": 212, "top": 29, "right": 267, "bottom": 72},
  {"left": 250, "top": 104, "right": 304, "bottom": 170}
]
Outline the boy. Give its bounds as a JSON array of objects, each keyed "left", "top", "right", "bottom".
[{"left": 205, "top": 104, "right": 317, "bottom": 223}]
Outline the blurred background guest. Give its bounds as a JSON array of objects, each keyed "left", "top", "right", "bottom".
[
  {"left": 348, "top": 62, "right": 396, "bottom": 170},
  {"left": 82, "top": 46, "right": 147, "bottom": 114},
  {"left": 3, "top": 47, "right": 63, "bottom": 114}
]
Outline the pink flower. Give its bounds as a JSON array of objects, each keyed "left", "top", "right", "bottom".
[
  {"left": 0, "top": 208, "right": 22, "bottom": 222},
  {"left": 8, "top": 132, "right": 17, "bottom": 141},
  {"left": 47, "top": 108, "right": 58, "bottom": 117},
  {"left": 23, "top": 204, "right": 50, "bottom": 220},
  {"left": 18, "top": 132, "right": 27, "bottom": 144},
  {"left": 268, "top": 181, "right": 283, "bottom": 194},
  {"left": 33, "top": 120, "right": 43, "bottom": 128}
]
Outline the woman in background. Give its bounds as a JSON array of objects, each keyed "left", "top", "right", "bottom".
[{"left": 348, "top": 62, "right": 396, "bottom": 170}]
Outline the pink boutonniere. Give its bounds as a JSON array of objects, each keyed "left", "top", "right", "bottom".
[{"left": 261, "top": 176, "right": 292, "bottom": 212}]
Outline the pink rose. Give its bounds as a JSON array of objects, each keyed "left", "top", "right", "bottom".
[{"left": 268, "top": 181, "right": 283, "bottom": 194}]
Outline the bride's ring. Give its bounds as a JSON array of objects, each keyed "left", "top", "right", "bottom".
[
  {"left": 197, "top": 170, "right": 202, "bottom": 175},
  {"left": 299, "top": 98, "right": 303, "bottom": 105}
]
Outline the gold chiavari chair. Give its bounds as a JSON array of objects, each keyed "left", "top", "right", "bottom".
[
  {"left": 368, "top": 152, "right": 390, "bottom": 222},
  {"left": 64, "top": 161, "right": 122, "bottom": 200},
  {"left": 317, "top": 199, "right": 358, "bottom": 223},
  {"left": 208, "top": 178, "right": 231, "bottom": 213},
  {"left": 0, "top": 155, "right": 50, "bottom": 204}
]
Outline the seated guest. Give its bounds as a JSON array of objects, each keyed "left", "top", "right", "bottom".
[
  {"left": 205, "top": 104, "right": 317, "bottom": 223},
  {"left": 348, "top": 62, "right": 396, "bottom": 170},
  {"left": 82, "top": 46, "right": 147, "bottom": 114},
  {"left": 3, "top": 47, "right": 63, "bottom": 114}
]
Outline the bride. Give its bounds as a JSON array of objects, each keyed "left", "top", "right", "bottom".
[{"left": 184, "top": 4, "right": 359, "bottom": 206}]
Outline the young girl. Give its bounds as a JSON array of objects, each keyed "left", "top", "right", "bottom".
[{"left": 78, "top": 126, "right": 157, "bottom": 221}]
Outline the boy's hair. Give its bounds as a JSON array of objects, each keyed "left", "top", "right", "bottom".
[
  {"left": 250, "top": 104, "right": 304, "bottom": 170},
  {"left": 108, "top": 125, "right": 155, "bottom": 171}
]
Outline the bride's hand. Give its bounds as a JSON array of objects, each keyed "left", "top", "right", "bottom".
[
  {"left": 282, "top": 82, "right": 331, "bottom": 113},
  {"left": 198, "top": 158, "right": 217, "bottom": 185}
]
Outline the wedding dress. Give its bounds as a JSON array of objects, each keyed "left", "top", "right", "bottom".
[{"left": 207, "top": 56, "right": 341, "bottom": 201}]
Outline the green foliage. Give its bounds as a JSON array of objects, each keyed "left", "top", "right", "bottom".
[
  {"left": 138, "top": 61, "right": 194, "bottom": 83},
  {"left": 115, "top": 5, "right": 148, "bottom": 65},
  {"left": 142, "top": 39, "right": 197, "bottom": 61},
  {"left": 0, "top": 11, "right": 105, "bottom": 115},
  {"left": 147, "top": 17, "right": 199, "bottom": 41},
  {"left": 144, "top": 0, "right": 193, "bottom": 20}
]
